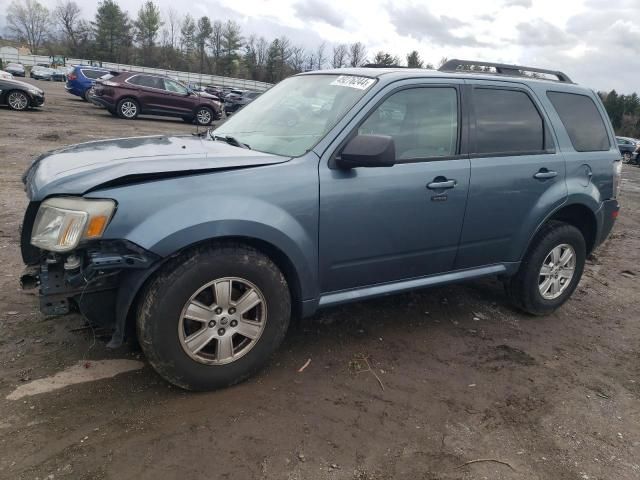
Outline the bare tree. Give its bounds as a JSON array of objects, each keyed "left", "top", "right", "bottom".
[
  {"left": 165, "top": 7, "right": 180, "bottom": 49},
  {"left": 306, "top": 52, "right": 316, "bottom": 72},
  {"left": 315, "top": 41, "right": 326, "bottom": 70},
  {"left": 348, "top": 42, "right": 367, "bottom": 67},
  {"left": 438, "top": 56, "right": 449, "bottom": 68},
  {"left": 289, "top": 45, "right": 306, "bottom": 73},
  {"left": 332, "top": 44, "right": 348, "bottom": 68},
  {"left": 54, "top": 0, "right": 89, "bottom": 55},
  {"left": 7, "top": 0, "right": 49, "bottom": 54}
]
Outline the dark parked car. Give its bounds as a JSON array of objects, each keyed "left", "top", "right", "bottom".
[
  {"left": 616, "top": 136, "right": 638, "bottom": 162},
  {"left": 0, "top": 77, "right": 44, "bottom": 110},
  {"left": 20, "top": 60, "right": 620, "bottom": 391},
  {"left": 65, "top": 65, "right": 112, "bottom": 101},
  {"left": 5, "top": 63, "right": 25, "bottom": 77},
  {"left": 224, "top": 91, "right": 260, "bottom": 114},
  {"left": 92, "top": 72, "right": 222, "bottom": 125}
]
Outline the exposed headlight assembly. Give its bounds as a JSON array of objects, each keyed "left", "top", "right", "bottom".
[{"left": 31, "top": 197, "right": 116, "bottom": 252}]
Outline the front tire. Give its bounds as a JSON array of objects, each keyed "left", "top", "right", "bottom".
[
  {"left": 505, "top": 221, "right": 586, "bottom": 315},
  {"left": 195, "top": 106, "right": 213, "bottom": 126},
  {"left": 6, "top": 90, "right": 30, "bottom": 111},
  {"left": 117, "top": 98, "right": 139, "bottom": 120},
  {"left": 137, "top": 244, "right": 291, "bottom": 390}
]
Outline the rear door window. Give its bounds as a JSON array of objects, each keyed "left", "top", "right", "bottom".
[
  {"left": 128, "top": 75, "right": 164, "bottom": 89},
  {"left": 472, "top": 88, "right": 545, "bottom": 154},
  {"left": 547, "top": 91, "right": 611, "bottom": 152}
]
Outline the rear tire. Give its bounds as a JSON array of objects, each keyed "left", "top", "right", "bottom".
[
  {"left": 117, "top": 98, "right": 139, "bottom": 120},
  {"left": 505, "top": 221, "right": 586, "bottom": 315},
  {"left": 137, "top": 243, "right": 291, "bottom": 391}
]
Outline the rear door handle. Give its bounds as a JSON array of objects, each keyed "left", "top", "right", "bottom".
[
  {"left": 427, "top": 179, "right": 456, "bottom": 190},
  {"left": 533, "top": 169, "right": 558, "bottom": 180}
]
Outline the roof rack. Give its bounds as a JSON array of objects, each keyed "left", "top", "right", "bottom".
[
  {"left": 438, "top": 59, "right": 573, "bottom": 83},
  {"left": 362, "top": 63, "right": 407, "bottom": 68}
]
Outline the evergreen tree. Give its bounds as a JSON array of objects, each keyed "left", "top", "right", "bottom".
[
  {"left": 406, "top": 50, "right": 423, "bottom": 68},
  {"left": 195, "top": 16, "right": 212, "bottom": 73},
  {"left": 134, "top": 1, "right": 162, "bottom": 66},
  {"left": 92, "top": 0, "right": 132, "bottom": 63}
]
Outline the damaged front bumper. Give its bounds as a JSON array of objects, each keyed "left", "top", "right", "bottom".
[{"left": 20, "top": 240, "right": 160, "bottom": 346}]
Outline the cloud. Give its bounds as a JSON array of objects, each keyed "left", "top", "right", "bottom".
[
  {"left": 515, "top": 19, "right": 573, "bottom": 47},
  {"left": 293, "top": 0, "right": 345, "bottom": 28},
  {"left": 388, "top": 4, "right": 487, "bottom": 47},
  {"left": 504, "top": 0, "right": 532, "bottom": 7}
]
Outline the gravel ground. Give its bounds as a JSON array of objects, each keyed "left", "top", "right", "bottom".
[{"left": 1, "top": 80, "right": 639, "bottom": 480}]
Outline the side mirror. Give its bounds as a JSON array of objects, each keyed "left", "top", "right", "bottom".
[{"left": 335, "top": 134, "right": 396, "bottom": 169}]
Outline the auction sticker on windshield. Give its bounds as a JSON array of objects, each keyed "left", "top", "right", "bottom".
[{"left": 330, "top": 75, "right": 376, "bottom": 90}]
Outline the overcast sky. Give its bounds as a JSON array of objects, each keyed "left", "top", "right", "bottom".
[{"left": 1, "top": 0, "right": 639, "bottom": 92}]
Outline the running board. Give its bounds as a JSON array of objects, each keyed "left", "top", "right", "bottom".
[{"left": 318, "top": 264, "right": 508, "bottom": 308}]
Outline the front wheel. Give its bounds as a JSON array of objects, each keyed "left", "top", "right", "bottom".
[
  {"left": 7, "top": 90, "right": 30, "bottom": 111},
  {"left": 505, "top": 221, "right": 586, "bottom": 315},
  {"left": 137, "top": 244, "right": 291, "bottom": 390},
  {"left": 194, "top": 106, "right": 213, "bottom": 126},
  {"left": 623, "top": 152, "right": 632, "bottom": 163}
]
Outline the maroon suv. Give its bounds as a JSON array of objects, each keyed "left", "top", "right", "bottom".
[{"left": 93, "top": 72, "right": 222, "bottom": 125}]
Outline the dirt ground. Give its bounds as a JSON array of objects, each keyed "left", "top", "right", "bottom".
[{"left": 1, "top": 80, "right": 639, "bottom": 480}]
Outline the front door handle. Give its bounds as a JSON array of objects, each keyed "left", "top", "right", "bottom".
[
  {"left": 534, "top": 169, "right": 558, "bottom": 180},
  {"left": 427, "top": 179, "right": 456, "bottom": 190}
]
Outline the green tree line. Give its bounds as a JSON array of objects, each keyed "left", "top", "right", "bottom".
[
  {"left": 599, "top": 91, "right": 640, "bottom": 139},
  {"left": 4, "top": 0, "right": 446, "bottom": 83}
]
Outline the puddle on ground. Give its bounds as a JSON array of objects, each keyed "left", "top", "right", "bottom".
[{"left": 6, "top": 359, "right": 145, "bottom": 400}]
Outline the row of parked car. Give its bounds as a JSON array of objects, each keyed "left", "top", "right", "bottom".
[
  {"left": 0, "top": 61, "right": 261, "bottom": 126},
  {"left": 616, "top": 136, "right": 640, "bottom": 165}
]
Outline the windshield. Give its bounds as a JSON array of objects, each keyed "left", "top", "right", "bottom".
[{"left": 212, "top": 74, "right": 376, "bottom": 157}]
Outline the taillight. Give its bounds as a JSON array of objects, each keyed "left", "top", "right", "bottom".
[
  {"left": 613, "top": 159, "right": 622, "bottom": 198},
  {"left": 68, "top": 73, "right": 77, "bottom": 81}
]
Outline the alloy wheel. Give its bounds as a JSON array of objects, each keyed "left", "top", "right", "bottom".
[
  {"left": 538, "top": 243, "right": 576, "bottom": 300},
  {"left": 196, "top": 109, "right": 212, "bottom": 125},
  {"left": 120, "top": 101, "right": 137, "bottom": 118},
  {"left": 8, "top": 91, "right": 28, "bottom": 110},
  {"left": 178, "top": 277, "right": 267, "bottom": 365}
]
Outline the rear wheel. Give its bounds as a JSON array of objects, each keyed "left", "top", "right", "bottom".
[
  {"left": 7, "top": 90, "right": 29, "bottom": 111},
  {"left": 195, "top": 106, "right": 213, "bottom": 126},
  {"left": 117, "top": 98, "right": 139, "bottom": 120},
  {"left": 505, "top": 221, "right": 586, "bottom": 315},
  {"left": 137, "top": 244, "right": 291, "bottom": 390}
]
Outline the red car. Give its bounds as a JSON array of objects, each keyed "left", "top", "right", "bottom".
[{"left": 93, "top": 72, "right": 222, "bottom": 125}]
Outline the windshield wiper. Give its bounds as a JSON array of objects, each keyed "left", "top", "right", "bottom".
[{"left": 210, "top": 133, "right": 251, "bottom": 149}]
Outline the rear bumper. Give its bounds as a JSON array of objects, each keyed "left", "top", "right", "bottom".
[
  {"left": 92, "top": 96, "right": 115, "bottom": 110},
  {"left": 595, "top": 199, "right": 620, "bottom": 247}
]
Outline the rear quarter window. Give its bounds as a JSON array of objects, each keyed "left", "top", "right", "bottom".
[
  {"left": 547, "top": 91, "right": 610, "bottom": 152},
  {"left": 82, "top": 69, "right": 106, "bottom": 80}
]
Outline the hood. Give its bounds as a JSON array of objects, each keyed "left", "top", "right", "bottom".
[
  {"left": 198, "top": 91, "right": 221, "bottom": 101},
  {"left": 23, "top": 134, "right": 288, "bottom": 201},
  {"left": 4, "top": 78, "right": 41, "bottom": 91}
]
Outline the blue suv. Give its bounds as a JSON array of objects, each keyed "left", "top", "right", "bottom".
[
  {"left": 20, "top": 60, "right": 621, "bottom": 390},
  {"left": 65, "top": 65, "right": 111, "bottom": 101}
]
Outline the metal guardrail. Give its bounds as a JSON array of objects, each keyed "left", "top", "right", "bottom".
[{"left": 0, "top": 52, "right": 273, "bottom": 92}]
